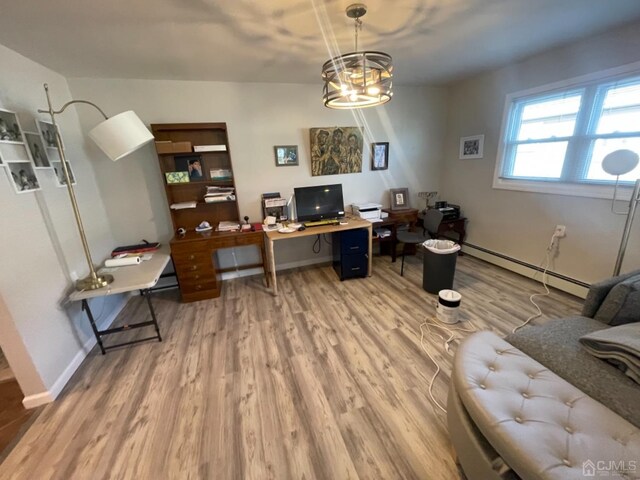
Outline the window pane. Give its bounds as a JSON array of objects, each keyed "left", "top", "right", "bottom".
[
  {"left": 511, "top": 142, "right": 567, "bottom": 178},
  {"left": 516, "top": 94, "right": 581, "bottom": 140},
  {"left": 596, "top": 82, "right": 640, "bottom": 134},
  {"left": 585, "top": 137, "right": 640, "bottom": 181}
]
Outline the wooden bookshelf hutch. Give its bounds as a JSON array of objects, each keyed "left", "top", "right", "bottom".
[{"left": 151, "top": 122, "right": 267, "bottom": 302}]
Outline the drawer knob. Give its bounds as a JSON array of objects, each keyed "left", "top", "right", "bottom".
[
  {"left": 190, "top": 265, "right": 198, "bottom": 271},
  {"left": 195, "top": 284, "right": 202, "bottom": 290},
  {"left": 194, "top": 274, "right": 200, "bottom": 280},
  {"left": 189, "top": 254, "right": 195, "bottom": 260}
]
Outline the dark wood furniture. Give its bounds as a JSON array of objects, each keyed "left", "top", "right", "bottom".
[
  {"left": 152, "top": 122, "right": 267, "bottom": 302},
  {"left": 379, "top": 209, "right": 467, "bottom": 260},
  {"left": 381, "top": 208, "right": 419, "bottom": 260}
]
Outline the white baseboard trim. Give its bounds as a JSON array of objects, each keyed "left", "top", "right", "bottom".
[
  {"left": 22, "top": 293, "right": 131, "bottom": 409},
  {"left": 462, "top": 244, "right": 589, "bottom": 299},
  {"left": 219, "top": 256, "right": 332, "bottom": 281}
]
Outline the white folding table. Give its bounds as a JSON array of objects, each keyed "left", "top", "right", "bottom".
[{"left": 68, "top": 246, "right": 171, "bottom": 354}]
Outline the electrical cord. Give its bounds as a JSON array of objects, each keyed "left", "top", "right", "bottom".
[
  {"left": 419, "top": 315, "right": 479, "bottom": 414},
  {"left": 511, "top": 233, "right": 559, "bottom": 333},
  {"left": 312, "top": 235, "right": 321, "bottom": 254}
]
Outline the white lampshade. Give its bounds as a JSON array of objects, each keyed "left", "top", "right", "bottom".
[
  {"left": 602, "top": 149, "right": 640, "bottom": 176},
  {"left": 88, "top": 110, "right": 154, "bottom": 161}
]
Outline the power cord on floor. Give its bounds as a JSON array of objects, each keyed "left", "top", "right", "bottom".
[
  {"left": 511, "top": 233, "right": 559, "bottom": 333},
  {"left": 419, "top": 316, "right": 479, "bottom": 414}
]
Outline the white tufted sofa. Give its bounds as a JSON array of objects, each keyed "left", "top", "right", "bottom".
[{"left": 448, "top": 331, "right": 640, "bottom": 480}]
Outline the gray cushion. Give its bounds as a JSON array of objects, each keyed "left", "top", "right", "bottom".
[
  {"left": 506, "top": 316, "right": 640, "bottom": 428},
  {"left": 594, "top": 274, "right": 640, "bottom": 326},
  {"left": 582, "top": 269, "right": 640, "bottom": 318}
]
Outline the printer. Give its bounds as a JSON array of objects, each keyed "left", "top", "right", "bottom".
[
  {"left": 434, "top": 202, "right": 461, "bottom": 221},
  {"left": 352, "top": 202, "right": 382, "bottom": 222}
]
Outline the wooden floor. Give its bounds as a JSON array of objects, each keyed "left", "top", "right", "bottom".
[{"left": 0, "top": 254, "right": 582, "bottom": 480}]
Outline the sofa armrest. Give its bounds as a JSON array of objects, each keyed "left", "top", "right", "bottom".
[{"left": 581, "top": 269, "right": 640, "bottom": 318}]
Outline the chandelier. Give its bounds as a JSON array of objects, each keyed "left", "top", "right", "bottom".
[{"left": 322, "top": 3, "right": 393, "bottom": 109}]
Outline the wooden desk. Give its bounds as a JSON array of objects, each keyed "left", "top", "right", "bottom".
[
  {"left": 171, "top": 230, "right": 268, "bottom": 302},
  {"left": 69, "top": 246, "right": 171, "bottom": 354},
  {"left": 264, "top": 217, "right": 373, "bottom": 296},
  {"left": 381, "top": 208, "right": 420, "bottom": 261}
]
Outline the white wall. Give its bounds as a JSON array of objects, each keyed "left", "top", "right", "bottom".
[
  {"left": 441, "top": 21, "right": 640, "bottom": 285},
  {"left": 66, "top": 78, "right": 447, "bottom": 267},
  {"left": 0, "top": 44, "right": 124, "bottom": 403}
]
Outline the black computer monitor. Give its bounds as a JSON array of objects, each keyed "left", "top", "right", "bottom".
[{"left": 294, "top": 184, "right": 345, "bottom": 222}]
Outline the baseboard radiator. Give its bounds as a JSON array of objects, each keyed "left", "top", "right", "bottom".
[{"left": 462, "top": 242, "right": 590, "bottom": 299}]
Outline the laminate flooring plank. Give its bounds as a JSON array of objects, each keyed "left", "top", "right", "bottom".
[{"left": 0, "top": 256, "right": 583, "bottom": 480}]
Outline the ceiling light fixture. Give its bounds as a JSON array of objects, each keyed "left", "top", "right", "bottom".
[{"left": 322, "top": 3, "right": 393, "bottom": 109}]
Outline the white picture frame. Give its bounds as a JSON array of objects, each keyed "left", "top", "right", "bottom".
[
  {"left": 24, "top": 132, "right": 52, "bottom": 169},
  {"left": 37, "top": 119, "right": 64, "bottom": 150},
  {"left": 5, "top": 161, "right": 41, "bottom": 193},
  {"left": 459, "top": 134, "right": 484, "bottom": 159},
  {"left": 0, "top": 108, "right": 25, "bottom": 144},
  {"left": 52, "top": 161, "right": 77, "bottom": 187}
]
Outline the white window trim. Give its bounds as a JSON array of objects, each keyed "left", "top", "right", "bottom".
[{"left": 493, "top": 60, "right": 640, "bottom": 200}]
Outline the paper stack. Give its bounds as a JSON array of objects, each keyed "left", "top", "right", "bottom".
[
  {"left": 374, "top": 227, "right": 392, "bottom": 239},
  {"left": 170, "top": 201, "right": 197, "bottom": 210},
  {"left": 217, "top": 221, "right": 240, "bottom": 232},
  {"left": 204, "top": 186, "right": 235, "bottom": 203}
]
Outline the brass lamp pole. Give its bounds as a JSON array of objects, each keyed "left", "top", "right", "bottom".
[
  {"left": 38, "top": 84, "right": 154, "bottom": 291},
  {"left": 39, "top": 84, "right": 113, "bottom": 290}
]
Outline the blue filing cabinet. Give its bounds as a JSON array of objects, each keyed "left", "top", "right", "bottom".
[{"left": 332, "top": 228, "right": 369, "bottom": 280}]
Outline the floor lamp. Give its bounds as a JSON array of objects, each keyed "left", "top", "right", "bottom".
[
  {"left": 38, "top": 83, "right": 154, "bottom": 291},
  {"left": 602, "top": 149, "right": 640, "bottom": 276}
]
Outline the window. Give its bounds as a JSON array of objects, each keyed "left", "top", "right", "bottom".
[{"left": 496, "top": 69, "right": 640, "bottom": 196}]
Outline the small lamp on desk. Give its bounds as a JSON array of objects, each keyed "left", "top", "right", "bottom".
[{"left": 39, "top": 83, "right": 154, "bottom": 291}]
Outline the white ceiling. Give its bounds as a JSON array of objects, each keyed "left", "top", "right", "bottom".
[{"left": 1, "top": 0, "right": 640, "bottom": 85}]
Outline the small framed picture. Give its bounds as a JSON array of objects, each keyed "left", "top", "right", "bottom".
[
  {"left": 371, "top": 142, "right": 389, "bottom": 170},
  {"left": 274, "top": 145, "right": 298, "bottom": 166},
  {"left": 24, "top": 132, "right": 52, "bottom": 168},
  {"left": 174, "top": 154, "right": 204, "bottom": 181},
  {"left": 0, "top": 109, "right": 24, "bottom": 144},
  {"left": 5, "top": 162, "right": 40, "bottom": 193},
  {"left": 459, "top": 134, "right": 484, "bottom": 159},
  {"left": 52, "top": 161, "right": 77, "bottom": 187},
  {"left": 390, "top": 187, "right": 410, "bottom": 210},
  {"left": 37, "top": 120, "right": 63, "bottom": 150}
]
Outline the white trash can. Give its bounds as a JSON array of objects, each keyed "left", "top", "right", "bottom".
[{"left": 436, "top": 289, "right": 462, "bottom": 324}]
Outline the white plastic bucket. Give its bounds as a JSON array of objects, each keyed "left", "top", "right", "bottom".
[{"left": 436, "top": 289, "right": 461, "bottom": 324}]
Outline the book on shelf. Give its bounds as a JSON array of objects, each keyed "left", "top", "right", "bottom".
[
  {"left": 217, "top": 221, "right": 240, "bottom": 232},
  {"left": 194, "top": 144, "right": 227, "bottom": 152},
  {"left": 209, "top": 168, "right": 233, "bottom": 180},
  {"left": 204, "top": 195, "right": 236, "bottom": 203},
  {"left": 170, "top": 201, "right": 197, "bottom": 210}
]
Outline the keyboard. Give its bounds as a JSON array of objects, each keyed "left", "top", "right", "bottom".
[{"left": 303, "top": 219, "right": 341, "bottom": 227}]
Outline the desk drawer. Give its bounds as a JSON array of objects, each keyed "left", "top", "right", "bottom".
[
  {"left": 213, "top": 232, "right": 264, "bottom": 249},
  {"left": 179, "top": 277, "right": 217, "bottom": 292},
  {"left": 172, "top": 250, "right": 212, "bottom": 265},
  {"left": 174, "top": 260, "right": 214, "bottom": 277},
  {"left": 171, "top": 241, "right": 211, "bottom": 256},
  {"left": 177, "top": 269, "right": 214, "bottom": 283},
  {"left": 340, "top": 228, "right": 368, "bottom": 254}
]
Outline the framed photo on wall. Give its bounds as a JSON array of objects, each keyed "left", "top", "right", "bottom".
[
  {"left": 390, "top": 187, "right": 410, "bottom": 210},
  {"left": 371, "top": 142, "right": 389, "bottom": 170},
  {"left": 5, "top": 161, "right": 40, "bottom": 193},
  {"left": 459, "top": 134, "right": 484, "bottom": 159},
  {"left": 0, "top": 109, "right": 24, "bottom": 144},
  {"left": 274, "top": 145, "right": 298, "bottom": 166},
  {"left": 37, "top": 119, "right": 63, "bottom": 150},
  {"left": 24, "top": 132, "right": 52, "bottom": 168}
]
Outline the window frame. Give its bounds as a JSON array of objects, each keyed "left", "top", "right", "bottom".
[{"left": 493, "top": 61, "right": 640, "bottom": 200}]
